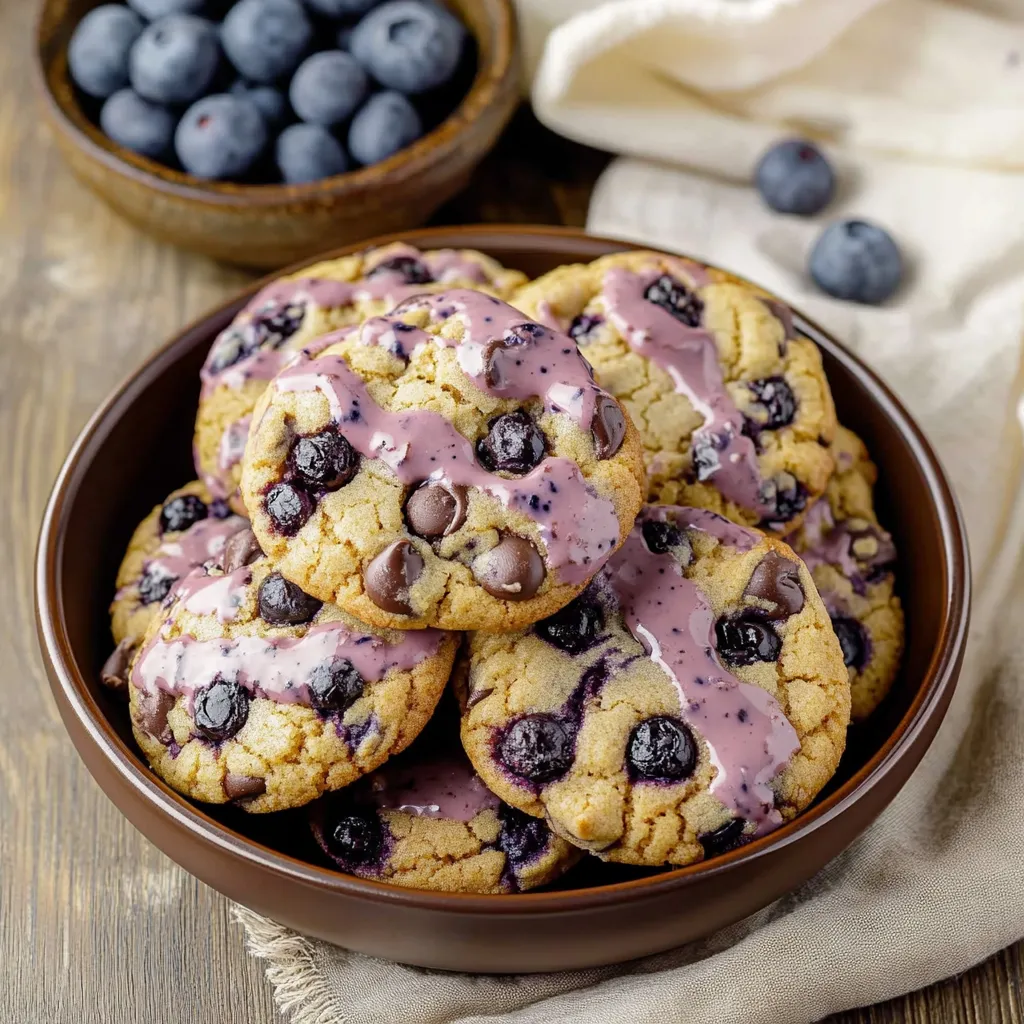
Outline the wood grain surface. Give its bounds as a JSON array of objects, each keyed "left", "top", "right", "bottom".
[{"left": 3, "top": 0, "right": 1021, "bottom": 1018}]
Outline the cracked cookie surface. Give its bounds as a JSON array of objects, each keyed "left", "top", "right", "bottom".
[
  {"left": 194, "top": 243, "right": 527, "bottom": 510},
  {"left": 240, "top": 290, "right": 646, "bottom": 632},
  {"left": 513, "top": 251, "right": 837, "bottom": 532},
  {"left": 459, "top": 505, "right": 850, "bottom": 867},
  {"left": 128, "top": 546, "right": 458, "bottom": 812}
]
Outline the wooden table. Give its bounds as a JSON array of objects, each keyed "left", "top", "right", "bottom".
[{"left": 4, "top": 1, "right": 1021, "bottom": 1017}]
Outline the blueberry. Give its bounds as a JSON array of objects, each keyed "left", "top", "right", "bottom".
[
  {"left": 230, "top": 80, "right": 289, "bottom": 129},
  {"left": 476, "top": 411, "right": 546, "bottom": 475},
  {"left": 499, "top": 715, "right": 573, "bottom": 784},
  {"left": 641, "top": 519, "right": 684, "bottom": 555},
  {"left": 289, "top": 51, "right": 368, "bottom": 127},
  {"left": 138, "top": 564, "right": 177, "bottom": 604},
  {"left": 289, "top": 430, "right": 359, "bottom": 489},
  {"left": 306, "top": 0, "right": 380, "bottom": 14},
  {"left": 127, "top": 0, "right": 208, "bottom": 18},
  {"left": 627, "top": 716, "right": 697, "bottom": 781},
  {"left": 367, "top": 255, "right": 433, "bottom": 284},
  {"left": 251, "top": 301, "right": 305, "bottom": 348},
  {"left": 258, "top": 571, "right": 322, "bottom": 625},
  {"left": 831, "top": 615, "right": 869, "bottom": 670},
  {"left": 221, "top": 0, "right": 312, "bottom": 84},
  {"left": 129, "top": 15, "right": 220, "bottom": 105},
  {"left": 498, "top": 805, "right": 548, "bottom": 867},
  {"left": 175, "top": 94, "right": 268, "bottom": 180},
  {"left": 68, "top": 5, "right": 144, "bottom": 100},
  {"left": 715, "top": 613, "right": 782, "bottom": 666},
  {"left": 327, "top": 812, "right": 384, "bottom": 866},
  {"left": 264, "top": 481, "right": 315, "bottom": 534},
  {"left": 194, "top": 678, "right": 250, "bottom": 742},
  {"left": 535, "top": 598, "right": 603, "bottom": 655},
  {"left": 761, "top": 475, "right": 807, "bottom": 525},
  {"left": 746, "top": 377, "right": 796, "bottom": 430},
  {"left": 699, "top": 817, "right": 747, "bottom": 857},
  {"left": 568, "top": 313, "right": 602, "bottom": 341},
  {"left": 809, "top": 220, "right": 903, "bottom": 305},
  {"left": 644, "top": 275, "right": 703, "bottom": 327},
  {"left": 276, "top": 124, "right": 348, "bottom": 184},
  {"left": 347, "top": 91, "right": 422, "bottom": 166},
  {"left": 99, "top": 89, "right": 176, "bottom": 159},
  {"left": 755, "top": 139, "right": 835, "bottom": 217},
  {"left": 308, "top": 658, "right": 364, "bottom": 713},
  {"left": 350, "top": 0, "right": 465, "bottom": 94},
  {"left": 160, "top": 493, "right": 208, "bottom": 533}
]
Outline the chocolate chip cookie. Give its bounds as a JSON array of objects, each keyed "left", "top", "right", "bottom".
[
  {"left": 513, "top": 251, "right": 837, "bottom": 532},
  {"left": 240, "top": 290, "right": 646, "bottom": 632},
  {"left": 194, "top": 243, "right": 527, "bottom": 510},
  {"left": 128, "top": 543, "right": 458, "bottom": 812},
  {"left": 786, "top": 426, "right": 903, "bottom": 721},
  {"left": 459, "top": 505, "right": 850, "bottom": 867}
]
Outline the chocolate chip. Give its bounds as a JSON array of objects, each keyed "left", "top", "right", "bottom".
[
  {"left": 364, "top": 540, "right": 424, "bottom": 615},
  {"left": 309, "top": 658, "right": 364, "bottom": 714},
  {"left": 627, "top": 717, "right": 697, "bottom": 781},
  {"left": 592, "top": 394, "right": 626, "bottom": 459},
  {"left": 744, "top": 550, "right": 804, "bottom": 619},
  {"left": 194, "top": 678, "right": 250, "bottom": 742},
  {"left": 258, "top": 572, "right": 322, "bottom": 625},
  {"left": 404, "top": 481, "right": 467, "bottom": 539},
  {"left": 265, "top": 481, "right": 315, "bottom": 535},
  {"left": 134, "top": 689, "right": 176, "bottom": 745},
  {"left": 160, "top": 494, "right": 208, "bottom": 534},
  {"left": 465, "top": 685, "right": 494, "bottom": 711},
  {"left": 100, "top": 639, "right": 135, "bottom": 695},
  {"left": 289, "top": 430, "right": 359, "bottom": 490},
  {"left": 476, "top": 411, "right": 546, "bottom": 475},
  {"left": 473, "top": 534, "right": 545, "bottom": 601},
  {"left": 699, "top": 817, "right": 747, "bottom": 857},
  {"left": 535, "top": 597, "right": 603, "bottom": 654},
  {"left": 223, "top": 773, "right": 267, "bottom": 801},
  {"left": 221, "top": 528, "right": 263, "bottom": 573}
]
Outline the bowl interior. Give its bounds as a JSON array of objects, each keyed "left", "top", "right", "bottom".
[{"left": 43, "top": 227, "right": 963, "bottom": 896}]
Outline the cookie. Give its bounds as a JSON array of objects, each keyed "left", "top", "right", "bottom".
[
  {"left": 240, "top": 289, "right": 646, "bottom": 632},
  {"left": 105, "top": 481, "right": 249, "bottom": 690},
  {"left": 459, "top": 505, "right": 850, "bottom": 867},
  {"left": 786, "top": 426, "right": 903, "bottom": 721},
  {"left": 194, "top": 243, "right": 527, "bottom": 510},
  {"left": 310, "top": 746, "right": 581, "bottom": 893},
  {"left": 513, "top": 251, "right": 837, "bottom": 532},
  {"left": 127, "top": 540, "right": 458, "bottom": 812}
]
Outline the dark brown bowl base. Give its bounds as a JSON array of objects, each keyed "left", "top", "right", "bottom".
[{"left": 36, "top": 226, "right": 970, "bottom": 972}]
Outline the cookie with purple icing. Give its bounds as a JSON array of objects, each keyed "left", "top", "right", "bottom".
[
  {"left": 786, "top": 425, "right": 903, "bottom": 721},
  {"left": 105, "top": 480, "right": 249, "bottom": 691},
  {"left": 310, "top": 746, "right": 581, "bottom": 893},
  {"left": 194, "top": 243, "right": 527, "bottom": 511},
  {"left": 127, "top": 546, "right": 458, "bottom": 812},
  {"left": 240, "top": 290, "right": 646, "bottom": 632},
  {"left": 512, "top": 251, "right": 837, "bottom": 533},
  {"left": 459, "top": 505, "right": 850, "bottom": 867}
]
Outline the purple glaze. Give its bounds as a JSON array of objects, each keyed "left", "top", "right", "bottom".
[
  {"left": 174, "top": 568, "right": 252, "bottom": 623},
  {"left": 218, "top": 415, "right": 252, "bottom": 472},
  {"left": 790, "top": 500, "right": 896, "bottom": 591},
  {"left": 600, "top": 265, "right": 772, "bottom": 517},
  {"left": 646, "top": 505, "right": 759, "bottom": 552},
  {"left": 276, "top": 351, "right": 621, "bottom": 586},
  {"left": 601, "top": 506, "right": 799, "bottom": 832},
  {"left": 367, "top": 756, "right": 499, "bottom": 821}
]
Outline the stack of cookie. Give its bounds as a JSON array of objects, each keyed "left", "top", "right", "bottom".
[{"left": 102, "top": 243, "right": 903, "bottom": 892}]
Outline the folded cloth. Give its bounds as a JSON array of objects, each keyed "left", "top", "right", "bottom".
[{"left": 237, "top": 2, "right": 1024, "bottom": 1020}]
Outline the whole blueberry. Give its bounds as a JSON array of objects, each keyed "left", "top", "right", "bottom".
[
  {"left": 289, "top": 51, "right": 368, "bottom": 126},
  {"left": 699, "top": 817, "right": 747, "bottom": 858},
  {"left": 129, "top": 15, "right": 220, "bottom": 105},
  {"left": 68, "top": 5, "right": 144, "bottom": 99},
  {"left": 327, "top": 812, "right": 384, "bottom": 866},
  {"left": 175, "top": 94, "right": 268, "bottom": 179},
  {"left": 535, "top": 597, "right": 603, "bottom": 655},
  {"left": 264, "top": 480, "right": 315, "bottom": 533},
  {"left": 367, "top": 255, "right": 432, "bottom": 284},
  {"left": 497, "top": 806, "right": 548, "bottom": 867},
  {"left": 746, "top": 376, "right": 796, "bottom": 430},
  {"left": 831, "top": 614, "right": 869, "bottom": 670},
  {"left": 476, "top": 411, "right": 546, "bottom": 476},
  {"left": 308, "top": 658, "right": 364, "bottom": 713},
  {"left": 628, "top": 716, "right": 697, "bottom": 781},
  {"left": 350, "top": 0, "right": 465, "bottom": 94},
  {"left": 221, "top": 0, "right": 312, "bottom": 84},
  {"left": 715, "top": 613, "right": 782, "bottom": 666},
  {"left": 230, "top": 80, "right": 289, "bottom": 128},
  {"left": 194, "top": 678, "right": 250, "bottom": 742},
  {"left": 127, "top": 0, "right": 207, "bottom": 18},
  {"left": 258, "top": 571, "right": 323, "bottom": 625},
  {"left": 809, "top": 220, "right": 903, "bottom": 305},
  {"left": 100, "top": 89, "right": 177, "bottom": 159},
  {"left": 305, "top": 0, "right": 380, "bottom": 15},
  {"left": 499, "top": 714, "right": 573, "bottom": 784},
  {"left": 755, "top": 139, "right": 835, "bottom": 217},
  {"left": 276, "top": 124, "right": 348, "bottom": 183},
  {"left": 160, "top": 493, "right": 208, "bottom": 533},
  {"left": 347, "top": 91, "right": 422, "bottom": 166},
  {"left": 289, "top": 430, "right": 359, "bottom": 489}
]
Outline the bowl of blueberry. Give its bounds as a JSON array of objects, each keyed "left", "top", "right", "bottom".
[{"left": 35, "top": 0, "right": 518, "bottom": 267}]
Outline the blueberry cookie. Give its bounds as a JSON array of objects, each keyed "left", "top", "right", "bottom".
[
  {"left": 786, "top": 426, "right": 903, "bottom": 721},
  {"left": 104, "top": 481, "right": 249, "bottom": 691},
  {"left": 513, "top": 251, "right": 837, "bottom": 532},
  {"left": 194, "top": 243, "right": 526, "bottom": 509},
  {"left": 240, "top": 290, "right": 646, "bottom": 632},
  {"left": 128, "top": 538, "right": 458, "bottom": 812},
  {"left": 310, "top": 748, "right": 581, "bottom": 893},
  {"left": 459, "top": 505, "right": 850, "bottom": 867}
]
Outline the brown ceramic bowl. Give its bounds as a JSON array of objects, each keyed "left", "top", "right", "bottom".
[
  {"left": 37, "top": 226, "right": 970, "bottom": 973},
  {"left": 34, "top": 0, "right": 518, "bottom": 268}
]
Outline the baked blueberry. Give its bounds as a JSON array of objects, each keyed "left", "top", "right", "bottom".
[
  {"left": 644, "top": 274, "right": 703, "bottom": 327},
  {"left": 746, "top": 376, "right": 796, "bottom": 430},
  {"left": 715, "top": 613, "right": 782, "bottom": 666},
  {"left": 264, "top": 481, "right": 315, "bottom": 534},
  {"left": 308, "top": 658, "right": 364, "bottom": 714},
  {"left": 476, "top": 411, "right": 545, "bottom": 475},
  {"left": 641, "top": 519, "right": 683, "bottom": 555},
  {"left": 367, "top": 255, "right": 434, "bottom": 285},
  {"left": 194, "top": 678, "right": 250, "bottom": 742},
  {"left": 498, "top": 805, "right": 549, "bottom": 866},
  {"left": 128, "top": 14, "right": 219, "bottom": 105},
  {"left": 175, "top": 94, "right": 268, "bottom": 180},
  {"left": 160, "top": 493, "right": 208, "bottom": 533},
  {"left": 99, "top": 89, "right": 176, "bottom": 160},
  {"left": 755, "top": 139, "right": 835, "bottom": 217},
  {"left": 831, "top": 614, "right": 869, "bottom": 670},
  {"left": 258, "top": 572, "right": 322, "bottom": 625},
  {"left": 68, "top": 5, "right": 144, "bottom": 100},
  {"left": 276, "top": 124, "right": 348, "bottom": 184},
  {"left": 289, "top": 51, "right": 368, "bottom": 127},
  {"left": 499, "top": 714, "right": 573, "bottom": 784},
  {"left": 221, "top": 0, "right": 313, "bottom": 84},
  {"left": 627, "top": 716, "right": 697, "bottom": 781},
  {"left": 699, "top": 817, "right": 747, "bottom": 857},
  {"left": 347, "top": 91, "right": 422, "bottom": 166},
  {"left": 326, "top": 812, "right": 385, "bottom": 866},
  {"left": 229, "top": 80, "right": 289, "bottom": 129},
  {"left": 289, "top": 430, "right": 359, "bottom": 490},
  {"left": 809, "top": 219, "right": 903, "bottom": 305},
  {"left": 568, "top": 313, "right": 602, "bottom": 341},
  {"left": 535, "top": 597, "right": 603, "bottom": 655},
  {"left": 138, "top": 565, "right": 177, "bottom": 605},
  {"left": 762, "top": 475, "right": 807, "bottom": 524}
]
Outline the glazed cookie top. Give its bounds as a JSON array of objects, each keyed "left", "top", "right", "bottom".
[
  {"left": 460, "top": 505, "right": 850, "bottom": 867},
  {"left": 513, "top": 251, "right": 837, "bottom": 532},
  {"left": 241, "top": 289, "right": 646, "bottom": 632}
]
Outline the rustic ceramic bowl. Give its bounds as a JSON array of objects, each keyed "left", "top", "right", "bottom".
[
  {"left": 37, "top": 226, "right": 970, "bottom": 973},
  {"left": 34, "top": 0, "right": 518, "bottom": 268}
]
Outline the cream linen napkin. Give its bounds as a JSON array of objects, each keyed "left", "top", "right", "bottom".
[{"left": 236, "top": 2, "right": 1024, "bottom": 1020}]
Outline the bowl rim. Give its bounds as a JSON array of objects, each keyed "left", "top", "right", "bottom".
[
  {"left": 35, "top": 224, "right": 971, "bottom": 915},
  {"left": 32, "top": 0, "right": 517, "bottom": 205}
]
